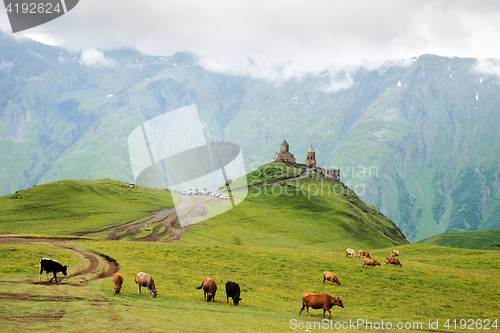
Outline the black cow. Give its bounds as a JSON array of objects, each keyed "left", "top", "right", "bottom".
[
  {"left": 39, "top": 258, "right": 68, "bottom": 283},
  {"left": 225, "top": 281, "right": 242, "bottom": 306}
]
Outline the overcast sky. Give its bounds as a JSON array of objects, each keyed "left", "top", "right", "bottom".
[{"left": 2, "top": 0, "right": 500, "bottom": 83}]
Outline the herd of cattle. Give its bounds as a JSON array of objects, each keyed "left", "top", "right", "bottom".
[
  {"left": 38, "top": 248, "right": 403, "bottom": 319},
  {"left": 346, "top": 248, "right": 402, "bottom": 268},
  {"left": 112, "top": 273, "right": 242, "bottom": 305}
]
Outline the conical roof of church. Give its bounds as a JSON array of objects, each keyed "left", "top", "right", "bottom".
[
  {"left": 280, "top": 139, "right": 289, "bottom": 146},
  {"left": 307, "top": 145, "right": 315, "bottom": 153}
]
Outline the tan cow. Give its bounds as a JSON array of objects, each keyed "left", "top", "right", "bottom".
[
  {"left": 358, "top": 250, "right": 371, "bottom": 259},
  {"left": 299, "top": 293, "right": 344, "bottom": 319},
  {"left": 323, "top": 272, "right": 340, "bottom": 286},
  {"left": 361, "top": 259, "right": 381, "bottom": 268},
  {"left": 386, "top": 257, "right": 402, "bottom": 267},
  {"left": 135, "top": 272, "right": 158, "bottom": 298},
  {"left": 391, "top": 250, "right": 400, "bottom": 257},
  {"left": 346, "top": 248, "right": 356, "bottom": 258},
  {"left": 196, "top": 277, "right": 217, "bottom": 302},
  {"left": 113, "top": 273, "right": 123, "bottom": 295}
]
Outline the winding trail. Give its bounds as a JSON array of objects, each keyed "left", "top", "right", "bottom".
[
  {"left": 85, "top": 194, "right": 225, "bottom": 243},
  {"left": 78, "top": 166, "right": 319, "bottom": 243},
  {"left": 0, "top": 237, "right": 119, "bottom": 285}
]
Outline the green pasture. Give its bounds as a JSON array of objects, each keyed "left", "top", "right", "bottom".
[
  {"left": 0, "top": 175, "right": 407, "bottom": 250},
  {"left": 1, "top": 240, "right": 499, "bottom": 332},
  {"left": 418, "top": 229, "right": 500, "bottom": 250},
  {"left": 1, "top": 175, "right": 498, "bottom": 331},
  {"left": 0, "top": 179, "right": 176, "bottom": 235},
  {"left": 182, "top": 178, "right": 407, "bottom": 251}
]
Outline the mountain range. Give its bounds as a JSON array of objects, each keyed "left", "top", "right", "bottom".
[{"left": 1, "top": 32, "right": 499, "bottom": 242}]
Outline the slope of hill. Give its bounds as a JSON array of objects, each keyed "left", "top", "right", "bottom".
[
  {"left": 417, "top": 229, "right": 500, "bottom": 250},
  {"left": 0, "top": 170, "right": 408, "bottom": 250},
  {"left": 180, "top": 163, "right": 408, "bottom": 250},
  {"left": 0, "top": 179, "right": 176, "bottom": 235},
  {"left": 1, "top": 33, "right": 500, "bottom": 241}
]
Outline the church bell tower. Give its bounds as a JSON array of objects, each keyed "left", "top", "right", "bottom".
[{"left": 305, "top": 145, "right": 316, "bottom": 167}]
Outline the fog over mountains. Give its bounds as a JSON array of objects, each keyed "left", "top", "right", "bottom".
[{"left": 1, "top": 34, "right": 499, "bottom": 242}]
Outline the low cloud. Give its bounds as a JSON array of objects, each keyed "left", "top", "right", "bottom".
[
  {"left": 0, "top": 60, "right": 13, "bottom": 72},
  {"left": 473, "top": 58, "right": 500, "bottom": 83},
  {"left": 3, "top": 0, "right": 500, "bottom": 85},
  {"left": 320, "top": 73, "right": 355, "bottom": 93},
  {"left": 79, "top": 48, "right": 114, "bottom": 68}
]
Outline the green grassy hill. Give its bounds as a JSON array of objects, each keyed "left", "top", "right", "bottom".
[
  {"left": 184, "top": 163, "right": 408, "bottom": 250},
  {"left": 0, "top": 174, "right": 499, "bottom": 332},
  {"left": 0, "top": 166, "right": 407, "bottom": 250},
  {"left": 0, "top": 178, "right": 176, "bottom": 235},
  {"left": 417, "top": 229, "right": 500, "bottom": 250}
]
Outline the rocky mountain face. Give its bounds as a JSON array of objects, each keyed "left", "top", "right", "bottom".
[{"left": 1, "top": 34, "right": 499, "bottom": 241}]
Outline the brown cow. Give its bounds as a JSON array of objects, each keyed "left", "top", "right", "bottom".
[
  {"left": 135, "top": 272, "right": 158, "bottom": 298},
  {"left": 346, "top": 248, "right": 356, "bottom": 258},
  {"left": 386, "top": 257, "right": 402, "bottom": 267},
  {"left": 358, "top": 250, "right": 371, "bottom": 259},
  {"left": 361, "top": 259, "right": 381, "bottom": 268},
  {"left": 196, "top": 277, "right": 217, "bottom": 302},
  {"left": 299, "top": 293, "right": 344, "bottom": 319},
  {"left": 323, "top": 272, "right": 341, "bottom": 286},
  {"left": 391, "top": 250, "right": 400, "bottom": 257},
  {"left": 113, "top": 273, "right": 123, "bottom": 295}
]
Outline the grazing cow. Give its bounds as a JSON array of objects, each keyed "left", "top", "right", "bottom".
[
  {"left": 39, "top": 258, "right": 68, "bottom": 283},
  {"left": 361, "top": 259, "right": 381, "bottom": 268},
  {"left": 113, "top": 273, "right": 124, "bottom": 295},
  {"left": 225, "top": 281, "right": 242, "bottom": 305},
  {"left": 196, "top": 277, "right": 217, "bottom": 302},
  {"left": 358, "top": 250, "right": 371, "bottom": 259},
  {"left": 299, "top": 293, "right": 344, "bottom": 319},
  {"left": 135, "top": 272, "right": 158, "bottom": 298},
  {"left": 323, "top": 272, "right": 341, "bottom": 286},
  {"left": 346, "top": 248, "right": 356, "bottom": 258},
  {"left": 386, "top": 257, "right": 403, "bottom": 267},
  {"left": 391, "top": 250, "right": 400, "bottom": 257}
]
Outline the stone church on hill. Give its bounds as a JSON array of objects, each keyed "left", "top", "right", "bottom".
[
  {"left": 273, "top": 140, "right": 340, "bottom": 181},
  {"left": 273, "top": 140, "right": 296, "bottom": 163}
]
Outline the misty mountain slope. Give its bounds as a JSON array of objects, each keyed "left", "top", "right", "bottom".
[
  {"left": 1, "top": 35, "right": 499, "bottom": 241},
  {"left": 322, "top": 55, "right": 500, "bottom": 241},
  {"left": 222, "top": 55, "right": 500, "bottom": 241}
]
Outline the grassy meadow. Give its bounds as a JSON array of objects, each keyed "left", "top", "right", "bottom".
[
  {"left": 0, "top": 240, "right": 499, "bottom": 332},
  {"left": 182, "top": 167, "right": 408, "bottom": 250},
  {"left": 0, "top": 179, "right": 176, "bottom": 235},
  {"left": 417, "top": 229, "right": 500, "bottom": 250},
  {"left": 0, "top": 175, "right": 499, "bottom": 332}
]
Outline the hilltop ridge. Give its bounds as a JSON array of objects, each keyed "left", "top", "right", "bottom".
[
  {"left": 180, "top": 162, "right": 408, "bottom": 250},
  {"left": 0, "top": 166, "right": 407, "bottom": 250}
]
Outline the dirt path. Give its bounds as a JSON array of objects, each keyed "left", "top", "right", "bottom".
[
  {"left": 0, "top": 237, "right": 119, "bottom": 285},
  {"left": 91, "top": 194, "right": 224, "bottom": 243},
  {"left": 0, "top": 194, "right": 224, "bottom": 285}
]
